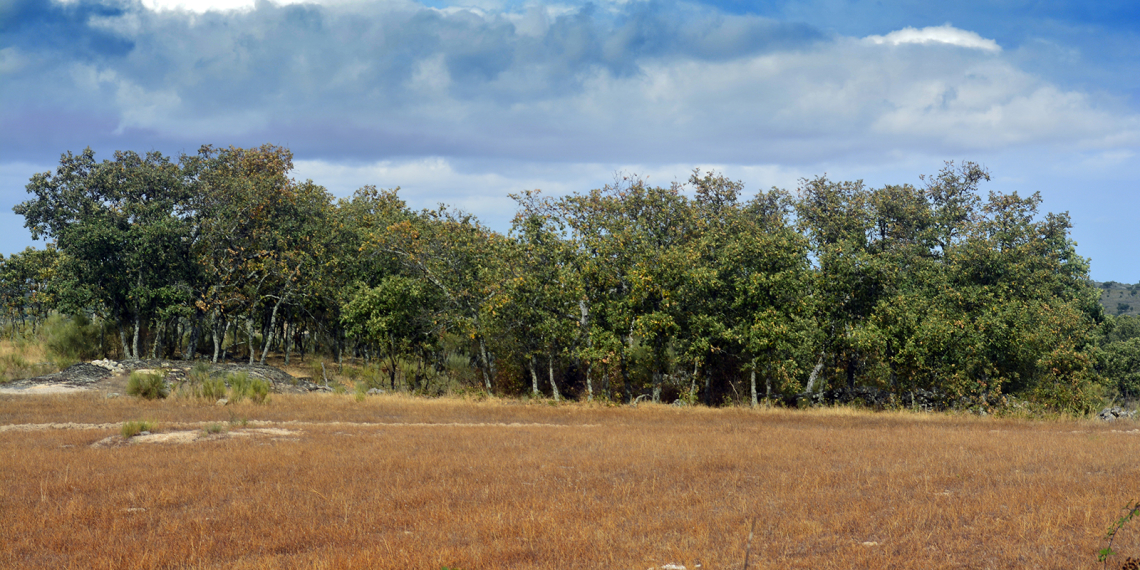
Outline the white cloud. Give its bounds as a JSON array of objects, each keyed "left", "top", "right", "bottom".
[
  {"left": 21, "top": 5, "right": 1133, "bottom": 167},
  {"left": 865, "top": 24, "right": 1001, "bottom": 52},
  {"left": 291, "top": 156, "right": 811, "bottom": 231}
]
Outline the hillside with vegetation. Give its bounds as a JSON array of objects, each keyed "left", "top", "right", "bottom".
[
  {"left": 2, "top": 145, "right": 1137, "bottom": 413},
  {"left": 1096, "top": 281, "right": 1140, "bottom": 317}
]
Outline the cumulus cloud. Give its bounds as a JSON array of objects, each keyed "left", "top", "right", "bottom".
[
  {"left": 864, "top": 24, "right": 1001, "bottom": 52},
  {"left": 4, "top": 0, "right": 1135, "bottom": 170},
  {"left": 291, "top": 155, "right": 810, "bottom": 230}
]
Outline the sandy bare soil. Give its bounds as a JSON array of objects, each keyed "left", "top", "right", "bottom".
[{"left": 0, "top": 359, "right": 319, "bottom": 396}]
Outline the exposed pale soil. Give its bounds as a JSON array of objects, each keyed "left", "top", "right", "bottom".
[{"left": 0, "top": 359, "right": 324, "bottom": 396}]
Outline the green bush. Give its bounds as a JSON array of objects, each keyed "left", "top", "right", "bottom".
[
  {"left": 43, "top": 313, "right": 104, "bottom": 365},
  {"left": 227, "top": 371, "right": 270, "bottom": 404},
  {"left": 1104, "top": 338, "right": 1140, "bottom": 399},
  {"left": 121, "top": 420, "right": 156, "bottom": 438},
  {"left": 127, "top": 371, "right": 169, "bottom": 400},
  {"left": 201, "top": 377, "right": 228, "bottom": 400}
]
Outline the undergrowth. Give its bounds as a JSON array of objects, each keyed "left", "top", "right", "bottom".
[
  {"left": 120, "top": 419, "right": 156, "bottom": 438},
  {"left": 127, "top": 371, "right": 169, "bottom": 400}
]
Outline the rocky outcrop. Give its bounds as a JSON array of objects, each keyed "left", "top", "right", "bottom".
[{"left": 1097, "top": 406, "right": 1138, "bottom": 421}]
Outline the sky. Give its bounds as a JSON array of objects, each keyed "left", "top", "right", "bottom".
[{"left": 1, "top": 0, "right": 1138, "bottom": 281}]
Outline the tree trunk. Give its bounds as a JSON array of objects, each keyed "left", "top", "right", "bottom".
[
  {"left": 149, "top": 318, "right": 163, "bottom": 360},
  {"left": 132, "top": 315, "right": 141, "bottom": 360},
  {"left": 703, "top": 363, "right": 712, "bottom": 406},
  {"left": 548, "top": 353, "right": 560, "bottom": 402},
  {"left": 221, "top": 319, "right": 232, "bottom": 363},
  {"left": 283, "top": 321, "right": 292, "bottom": 366},
  {"left": 389, "top": 340, "right": 398, "bottom": 391},
  {"left": 185, "top": 311, "right": 202, "bottom": 361},
  {"left": 805, "top": 356, "right": 824, "bottom": 393},
  {"left": 118, "top": 327, "right": 130, "bottom": 360},
  {"left": 211, "top": 315, "right": 221, "bottom": 363},
  {"left": 477, "top": 335, "right": 493, "bottom": 391},
  {"left": 529, "top": 356, "right": 540, "bottom": 398},
  {"left": 765, "top": 364, "right": 772, "bottom": 399},
  {"left": 750, "top": 367, "right": 758, "bottom": 408},
  {"left": 652, "top": 370, "right": 662, "bottom": 403},
  {"left": 690, "top": 361, "right": 700, "bottom": 403},
  {"left": 247, "top": 318, "right": 255, "bottom": 365},
  {"left": 259, "top": 295, "right": 286, "bottom": 365},
  {"left": 585, "top": 362, "right": 593, "bottom": 402},
  {"left": 602, "top": 365, "right": 610, "bottom": 399}
]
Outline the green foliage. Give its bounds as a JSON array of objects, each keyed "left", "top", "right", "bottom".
[
  {"left": 1102, "top": 338, "right": 1140, "bottom": 399},
  {"left": 1098, "top": 500, "right": 1140, "bottom": 566},
  {"left": 226, "top": 371, "right": 271, "bottom": 404},
  {"left": 121, "top": 420, "right": 156, "bottom": 438},
  {"left": 176, "top": 363, "right": 228, "bottom": 400},
  {"left": 342, "top": 275, "right": 442, "bottom": 392},
  {"left": 43, "top": 313, "right": 104, "bottom": 365},
  {"left": 10, "top": 145, "right": 1113, "bottom": 413},
  {"left": 127, "top": 371, "right": 169, "bottom": 400},
  {"left": 0, "top": 246, "right": 61, "bottom": 335},
  {"left": 202, "top": 377, "right": 228, "bottom": 400},
  {"left": 203, "top": 423, "right": 226, "bottom": 435}
]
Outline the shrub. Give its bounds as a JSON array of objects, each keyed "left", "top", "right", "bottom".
[
  {"left": 203, "top": 423, "right": 226, "bottom": 435},
  {"left": 227, "top": 372, "right": 271, "bottom": 404},
  {"left": 121, "top": 420, "right": 156, "bottom": 438},
  {"left": 248, "top": 378, "right": 271, "bottom": 404},
  {"left": 201, "top": 377, "right": 228, "bottom": 400},
  {"left": 176, "top": 369, "right": 228, "bottom": 401},
  {"left": 43, "top": 313, "right": 104, "bottom": 365},
  {"left": 127, "top": 371, "right": 169, "bottom": 400}
]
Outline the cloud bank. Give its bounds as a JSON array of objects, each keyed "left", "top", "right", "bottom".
[
  {"left": 5, "top": 0, "right": 1135, "bottom": 163},
  {"left": 2, "top": 0, "right": 1139, "bottom": 279}
]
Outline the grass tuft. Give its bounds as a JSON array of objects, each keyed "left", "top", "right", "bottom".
[
  {"left": 126, "top": 371, "right": 168, "bottom": 400},
  {"left": 120, "top": 419, "right": 156, "bottom": 438},
  {"left": 227, "top": 371, "right": 271, "bottom": 404}
]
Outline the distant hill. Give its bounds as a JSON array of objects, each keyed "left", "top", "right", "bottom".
[{"left": 1093, "top": 281, "right": 1140, "bottom": 317}]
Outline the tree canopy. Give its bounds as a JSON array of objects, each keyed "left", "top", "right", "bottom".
[{"left": 7, "top": 148, "right": 1122, "bottom": 412}]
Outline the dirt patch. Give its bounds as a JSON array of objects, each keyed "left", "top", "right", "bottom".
[
  {"left": 89, "top": 426, "right": 302, "bottom": 447},
  {"left": 1, "top": 359, "right": 319, "bottom": 396},
  {"left": 0, "top": 384, "right": 91, "bottom": 395}
]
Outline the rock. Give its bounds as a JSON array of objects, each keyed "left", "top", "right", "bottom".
[
  {"left": 1098, "top": 407, "right": 1137, "bottom": 421},
  {"left": 366, "top": 388, "right": 384, "bottom": 395},
  {"left": 90, "top": 359, "right": 128, "bottom": 375},
  {"left": 216, "top": 398, "right": 229, "bottom": 406}
]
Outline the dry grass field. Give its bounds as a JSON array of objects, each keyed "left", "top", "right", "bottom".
[
  {"left": 1, "top": 393, "right": 1138, "bottom": 569},
  {"left": 0, "top": 339, "right": 55, "bottom": 383}
]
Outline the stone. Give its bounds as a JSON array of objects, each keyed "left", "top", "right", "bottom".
[
  {"left": 1098, "top": 407, "right": 1137, "bottom": 421},
  {"left": 216, "top": 398, "right": 229, "bottom": 406}
]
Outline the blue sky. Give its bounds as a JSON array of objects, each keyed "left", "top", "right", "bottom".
[{"left": 2, "top": 0, "right": 1138, "bottom": 281}]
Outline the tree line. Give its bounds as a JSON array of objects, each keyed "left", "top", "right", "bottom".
[{"left": 4, "top": 144, "right": 1136, "bottom": 412}]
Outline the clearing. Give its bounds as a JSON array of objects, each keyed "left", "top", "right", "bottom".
[{"left": 0, "top": 391, "right": 1138, "bottom": 569}]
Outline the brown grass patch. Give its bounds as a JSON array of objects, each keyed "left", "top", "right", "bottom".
[
  {"left": 1, "top": 394, "right": 1138, "bottom": 569},
  {"left": 0, "top": 339, "right": 55, "bottom": 383}
]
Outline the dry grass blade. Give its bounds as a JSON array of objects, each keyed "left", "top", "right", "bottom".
[{"left": 0, "top": 394, "right": 1138, "bottom": 569}]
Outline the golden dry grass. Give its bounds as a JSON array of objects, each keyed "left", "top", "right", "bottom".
[
  {"left": 1, "top": 393, "right": 1138, "bottom": 569},
  {"left": 0, "top": 339, "right": 54, "bottom": 383}
]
